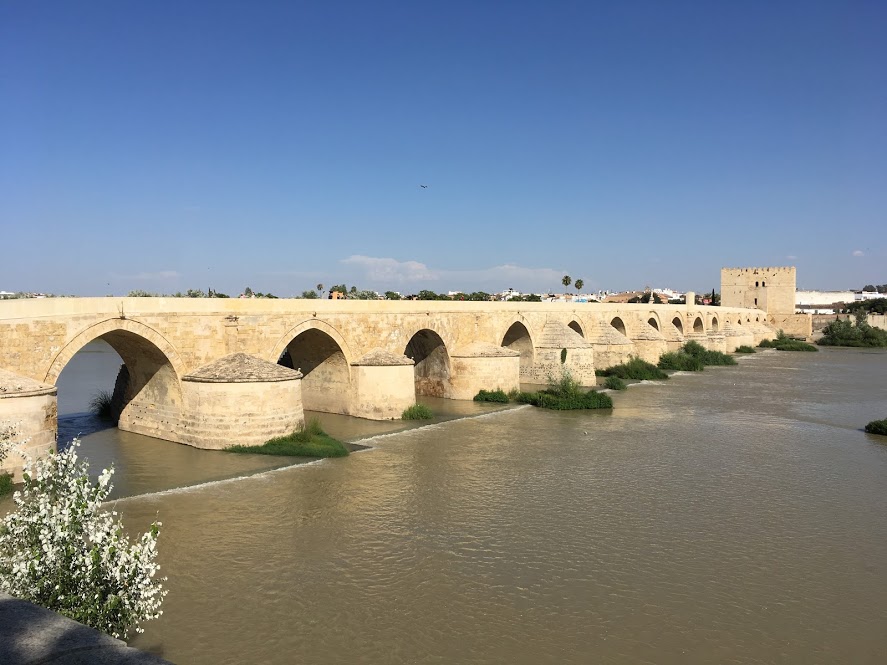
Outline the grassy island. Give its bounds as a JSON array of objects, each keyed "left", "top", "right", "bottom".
[
  {"left": 760, "top": 331, "right": 818, "bottom": 352},
  {"left": 402, "top": 404, "right": 434, "bottom": 420},
  {"left": 226, "top": 419, "right": 349, "bottom": 458},
  {"left": 735, "top": 345, "right": 756, "bottom": 353},
  {"left": 864, "top": 419, "right": 887, "bottom": 436},
  {"left": 658, "top": 341, "right": 737, "bottom": 371},
  {"left": 475, "top": 371, "right": 613, "bottom": 411}
]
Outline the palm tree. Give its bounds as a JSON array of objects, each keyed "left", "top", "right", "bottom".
[
  {"left": 574, "top": 279, "right": 584, "bottom": 292},
  {"left": 316, "top": 283, "right": 324, "bottom": 297},
  {"left": 562, "top": 275, "right": 571, "bottom": 290}
]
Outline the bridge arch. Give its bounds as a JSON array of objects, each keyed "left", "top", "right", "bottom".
[
  {"left": 671, "top": 316, "right": 684, "bottom": 335},
  {"left": 275, "top": 320, "right": 352, "bottom": 415},
  {"left": 45, "top": 318, "right": 185, "bottom": 427},
  {"left": 610, "top": 317, "right": 627, "bottom": 336},
  {"left": 404, "top": 328, "right": 451, "bottom": 397},
  {"left": 46, "top": 318, "right": 185, "bottom": 386},
  {"left": 501, "top": 320, "right": 535, "bottom": 373},
  {"left": 567, "top": 320, "right": 584, "bottom": 337},
  {"left": 709, "top": 315, "right": 720, "bottom": 332},
  {"left": 692, "top": 316, "right": 705, "bottom": 333},
  {"left": 647, "top": 312, "right": 661, "bottom": 331}
]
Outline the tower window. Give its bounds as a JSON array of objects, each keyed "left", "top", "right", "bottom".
[{"left": 762, "top": 281, "right": 766, "bottom": 287}]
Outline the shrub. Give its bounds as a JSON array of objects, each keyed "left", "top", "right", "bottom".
[
  {"left": 535, "top": 390, "right": 613, "bottom": 410},
  {"left": 473, "top": 389, "right": 509, "bottom": 403},
  {"left": 864, "top": 419, "right": 887, "bottom": 436},
  {"left": 599, "top": 357, "right": 669, "bottom": 381},
  {"left": 0, "top": 472, "right": 12, "bottom": 496},
  {"left": 603, "top": 376, "right": 627, "bottom": 390},
  {"left": 402, "top": 404, "right": 434, "bottom": 420},
  {"left": 819, "top": 316, "right": 887, "bottom": 348},
  {"left": 227, "top": 418, "right": 348, "bottom": 457},
  {"left": 0, "top": 439, "right": 166, "bottom": 639},
  {"left": 546, "top": 368, "right": 583, "bottom": 397},
  {"left": 89, "top": 390, "right": 114, "bottom": 420},
  {"left": 760, "top": 331, "right": 819, "bottom": 351},
  {"left": 657, "top": 352, "right": 705, "bottom": 372},
  {"left": 735, "top": 345, "right": 756, "bottom": 353},
  {"left": 681, "top": 341, "right": 737, "bottom": 366}
]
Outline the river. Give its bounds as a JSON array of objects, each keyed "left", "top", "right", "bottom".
[{"left": 7, "top": 342, "right": 887, "bottom": 663}]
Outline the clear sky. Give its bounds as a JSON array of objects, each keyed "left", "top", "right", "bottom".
[{"left": 2, "top": 1, "right": 884, "bottom": 296}]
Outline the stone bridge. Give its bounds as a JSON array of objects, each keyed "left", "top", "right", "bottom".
[{"left": 0, "top": 297, "right": 773, "bottom": 478}]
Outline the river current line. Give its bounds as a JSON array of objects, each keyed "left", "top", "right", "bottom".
[{"left": 108, "top": 404, "right": 534, "bottom": 505}]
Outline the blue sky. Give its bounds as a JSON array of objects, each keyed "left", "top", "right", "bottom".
[{"left": 2, "top": 1, "right": 884, "bottom": 296}]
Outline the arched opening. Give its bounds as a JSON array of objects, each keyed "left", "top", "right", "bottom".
[
  {"left": 693, "top": 317, "right": 704, "bottom": 333},
  {"left": 736, "top": 319, "right": 742, "bottom": 326},
  {"left": 568, "top": 320, "right": 584, "bottom": 337},
  {"left": 672, "top": 317, "right": 684, "bottom": 335},
  {"left": 404, "top": 329, "right": 450, "bottom": 397},
  {"left": 610, "top": 317, "right": 626, "bottom": 336},
  {"left": 711, "top": 317, "right": 719, "bottom": 332},
  {"left": 52, "top": 327, "right": 184, "bottom": 442},
  {"left": 502, "top": 321, "right": 534, "bottom": 373},
  {"left": 647, "top": 317, "right": 660, "bottom": 331},
  {"left": 280, "top": 328, "right": 350, "bottom": 414}
]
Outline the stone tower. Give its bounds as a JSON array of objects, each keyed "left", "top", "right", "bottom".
[{"left": 720, "top": 266, "right": 796, "bottom": 315}]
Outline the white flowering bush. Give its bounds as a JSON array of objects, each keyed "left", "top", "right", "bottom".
[
  {"left": 0, "top": 422, "right": 22, "bottom": 495},
  {"left": 0, "top": 438, "right": 167, "bottom": 639}
]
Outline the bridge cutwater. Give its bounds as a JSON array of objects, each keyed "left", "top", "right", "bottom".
[{"left": 0, "top": 296, "right": 775, "bottom": 480}]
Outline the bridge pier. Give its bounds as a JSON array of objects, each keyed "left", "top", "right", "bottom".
[
  {"left": 449, "top": 343, "right": 520, "bottom": 399},
  {"left": 0, "top": 370, "right": 57, "bottom": 482},
  {"left": 175, "top": 354, "right": 304, "bottom": 450},
  {"left": 349, "top": 350, "right": 416, "bottom": 419}
]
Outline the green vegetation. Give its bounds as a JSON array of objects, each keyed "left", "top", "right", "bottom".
[
  {"left": 819, "top": 313, "right": 887, "bottom": 348},
  {"left": 512, "top": 369, "right": 613, "bottom": 410},
  {"left": 864, "top": 419, "right": 887, "bottom": 436},
  {"left": 473, "top": 389, "right": 509, "bottom": 403},
  {"left": 760, "top": 330, "right": 819, "bottom": 351},
  {"left": 603, "top": 376, "right": 627, "bottom": 391},
  {"left": 628, "top": 292, "right": 663, "bottom": 304},
  {"left": 735, "top": 345, "right": 756, "bottom": 353},
  {"left": 89, "top": 390, "right": 115, "bottom": 420},
  {"left": 679, "top": 340, "right": 737, "bottom": 366},
  {"left": 402, "top": 404, "right": 434, "bottom": 420},
  {"left": 0, "top": 472, "right": 12, "bottom": 496},
  {"left": 597, "top": 357, "right": 669, "bottom": 381},
  {"left": 657, "top": 351, "right": 705, "bottom": 372},
  {"left": 848, "top": 297, "right": 887, "bottom": 315},
  {"left": 479, "top": 370, "right": 614, "bottom": 410},
  {"left": 226, "top": 418, "right": 349, "bottom": 457}
]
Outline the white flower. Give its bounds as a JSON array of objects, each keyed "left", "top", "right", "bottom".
[{"left": 0, "top": 437, "right": 167, "bottom": 639}]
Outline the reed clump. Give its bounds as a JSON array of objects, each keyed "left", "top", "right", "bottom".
[{"left": 402, "top": 404, "right": 434, "bottom": 420}]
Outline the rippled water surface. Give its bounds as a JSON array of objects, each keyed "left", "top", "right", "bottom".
[{"left": 10, "top": 344, "right": 887, "bottom": 663}]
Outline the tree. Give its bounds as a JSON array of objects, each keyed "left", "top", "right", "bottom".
[
  {"left": 863, "top": 284, "right": 876, "bottom": 292},
  {"left": 301, "top": 290, "right": 319, "bottom": 299},
  {"left": 316, "top": 283, "right": 324, "bottom": 295},
  {"left": 329, "top": 284, "right": 347, "bottom": 297},
  {"left": 385, "top": 291, "right": 401, "bottom": 300},
  {"left": 0, "top": 438, "right": 166, "bottom": 639},
  {"left": 243, "top": 286, "right": 253, "bottom": 297},
  {"left": 574, "top": 279, "right": 584, "bottom": 292},
  {"left": 417, "top": 289, "right": 442, "bottom": 300},
  {"left": 562, "top": 275, "right": 571, "bottom": 289},
  {"left": 524, "top": 293, "right": 542, "bottom": 302}
]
